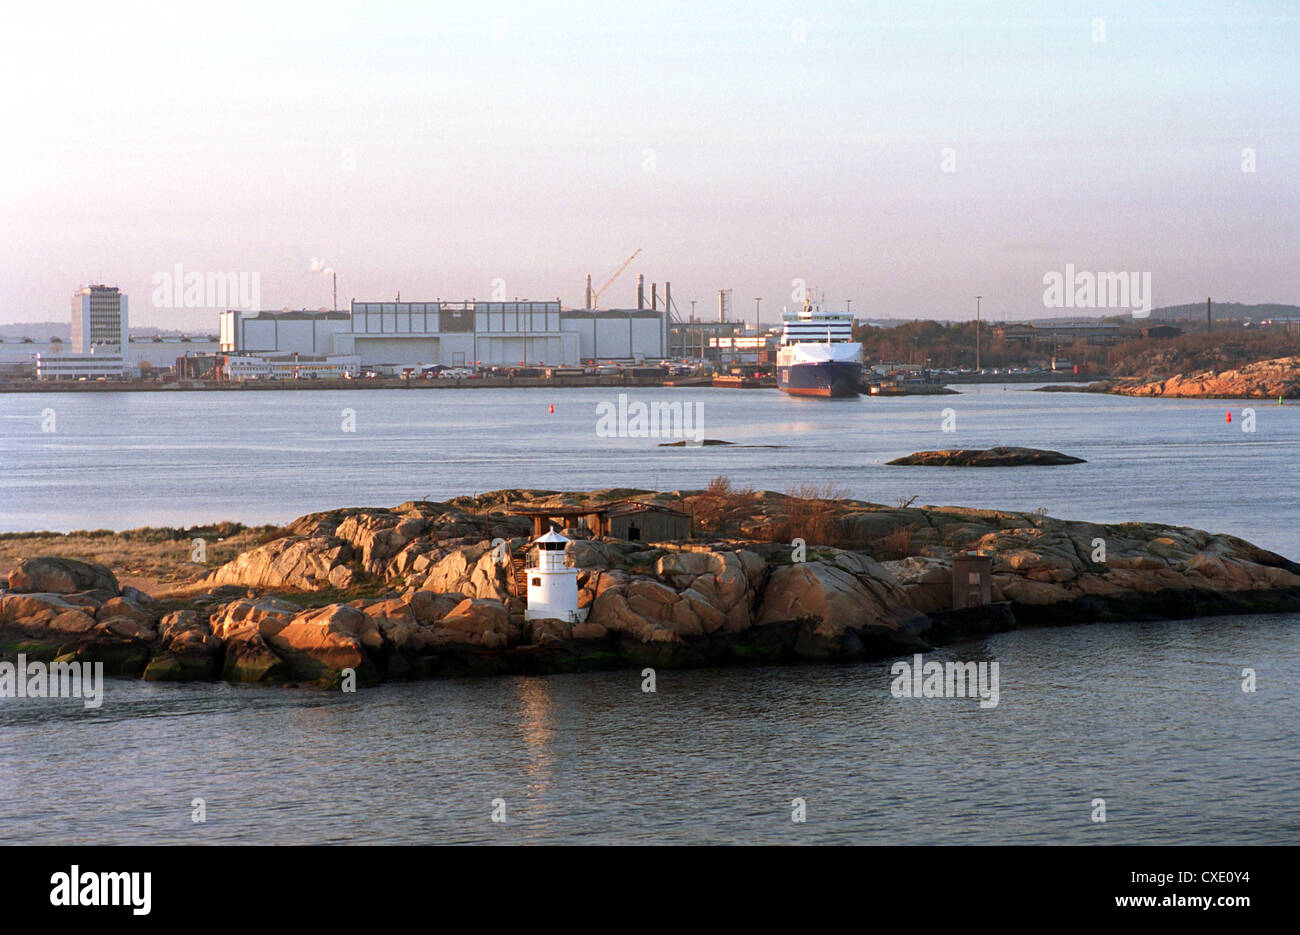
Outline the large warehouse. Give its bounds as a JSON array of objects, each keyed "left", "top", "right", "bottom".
[
  {"left": 331, "top": 300, "right": 578, "bottom": 368},
  {"left": 220, "top": 299, "right": 669, "bottom": 368},
  {"left": 219, "top": 309, "right": 351, "bottom": 356}
]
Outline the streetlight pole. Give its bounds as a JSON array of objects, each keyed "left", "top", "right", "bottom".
[{"left": 975, "top": 295, "right": 982, "bottom": 373}]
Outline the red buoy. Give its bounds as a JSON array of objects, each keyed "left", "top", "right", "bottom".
[
  {"left": 548, "top": 403, "right": 555, "bottom": 414},
  {"left": 1226, "top": 411, "right": 1232, "bottom": 423}
]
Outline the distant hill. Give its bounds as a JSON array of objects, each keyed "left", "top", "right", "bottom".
[
  {"left": 0, "top": 322, "right": 68, "bottom": 341},
  {"left": 0, "top": 322, "right": 203, "bottom": 341},
  {"left": 1141, "top": 302, "right": 1300, "bottom": 323}
]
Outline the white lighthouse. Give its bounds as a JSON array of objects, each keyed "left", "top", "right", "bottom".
[{"left": 524, "top": 528, "right": 584, "bottom": 622}]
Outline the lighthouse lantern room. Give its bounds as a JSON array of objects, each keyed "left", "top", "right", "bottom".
[{"left": 524, "top": 528, "right": 584, "bottom": 622}]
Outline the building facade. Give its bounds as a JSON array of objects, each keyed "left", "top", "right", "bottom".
[
  {"left": 36, "top": 350, "right": 125, "bottom": 380},
  {"left": 217, "top": 299, "right": 670, "bottom": 368},
  {"left": 332, "top": 300, "right": 583, "bottom": 368},
  {"left": 71, "top": 285, "right": 128, "bottom": 353},
  {"left": 221, "top": 353, "right": 361, "bottom": 380},
  {"left": 219, "top": 309, "right": 351, "bottom": 356},
  {"left": 559, "top": 308, "right": 668, "bottom": 362}
]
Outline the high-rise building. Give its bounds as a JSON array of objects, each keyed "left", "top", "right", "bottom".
[{"left": 71, "top": 285, "right": 128, "bottom": 353}]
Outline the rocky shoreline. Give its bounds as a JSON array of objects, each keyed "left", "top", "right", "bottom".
[
  {"left": 3, "top": 487, "right": 1298, "bottom": 687},
  {"left": 1040, "top": 355, "right": 1300, "bottom": 399}
]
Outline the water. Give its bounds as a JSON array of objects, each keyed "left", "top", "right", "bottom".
[
  {"left": 1, "top": 616, "right": 1294, "bottom": 844},
  {"left": 1, "top": 386, "right": 1297, "bottom": 557},
  {"left": 2, "top": 385, "right": 1297, "bottom": 844}
]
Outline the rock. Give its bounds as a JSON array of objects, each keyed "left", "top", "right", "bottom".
[
  {"left": 1107, "top": 355, "right": 1300, "bottom": 399},
  {"left": 144, "top": 613, "right": 223, "bottom": 682},
  {"left": 99, "top": 616, "right": 157, "bottom": 641},
  {"left": 437, "top": 598, "right": 516, "bottom": 647},
  {"left": 222, "top": 627, "right": 288, "bottom": 682},
  {"left": 209, "top": 595, "right": 303, "bottom": 640},
  {"left": 7, "top": 557, "right": 120, "bottom": 595},
  {"left": 882, "top": 556, "right": 954, "bottom": 614},
  {"left": 363, "top": 598, "right": 438, "bottom": 653},
  {"left": 0, "top": 592, "right": 82, "bottom": 627},
  {"left": 404, "top": 590, "right": 466, "bottom": 625},
  {"left": 267, "top": 603, "right": 377, "bottom": 679},
  {"left": 757, "top": 561, "right": 928, "bottom": 657},
  {"left": 887, "top": 446, "right": 1085, "bottom": 467},
  {"left": 419, "top": 547, "right": 508, "bottom": 601},
  {"left": 96, "top": 596, "right": 156, "bottom": 627},
  {"left": 204, "top": 536, "right": 353, "bottom": 591},
  {"left": 47, "top": 609, "right": 100, "bottom": 635},
  {"left": 143, "top": 651, "right": 220, "bottom": 682},
  {"left": 120, "top": 585, "right": 155, "bottom": 607},
  {"left": 328, "top": 565, "right": 361, "bottom": 589}
]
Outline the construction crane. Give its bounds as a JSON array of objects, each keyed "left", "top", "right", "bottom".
[{"left": 586, "top": 248, "right": 642, "bottom": 309}]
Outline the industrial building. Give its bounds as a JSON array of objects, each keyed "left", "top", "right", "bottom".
[
  {"left": 330, "top": 300, "right": 578, "bottom": 368},
  {"left": 219, "top": 309, "right": 351, "bottom": 356},
  {"left": 556, "top": 308, "right": 668, "bottom": 362},
  {"left": 996, "top": 321, "right": 1128, "bottom": 347},
  {"left": 35, "top": 350, "right": 125, "bottom": 380},
  {"left": 218, "top": 296, "right": 671, "bottom": 369},
  {"left": 221, "top": 353, "right": 360, "bottom": 380}
]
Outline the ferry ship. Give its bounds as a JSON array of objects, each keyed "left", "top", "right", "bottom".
[{"left": 775, "top": 294, "right": 862, "bottom": 397}]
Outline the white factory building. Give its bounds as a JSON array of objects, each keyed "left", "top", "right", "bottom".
[
  {"left": 332, "top": 300, "right": 577, "bottom": 368},
  {"left": 218, "top": 300, "right": 669, "bottom": 369},
  {"left": 219, "top": 309, "right": 351, "bottom": 357},
  {"left": 222, "top": 353, "right": 360, "bottom": 380},
  {"left": 35, "top": 349, "right": 126, "bottom": 380}
]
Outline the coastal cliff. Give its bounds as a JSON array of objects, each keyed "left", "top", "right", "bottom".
[{"left": 3, "top": 489, "right": 1299, "bottom": 686}]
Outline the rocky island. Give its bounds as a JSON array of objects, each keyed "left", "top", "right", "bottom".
[
  {"left": 2, "top": 483, "right": 1298, "bottom": 687},
  {"left": 887, "top": 446, "right": 1086, "bottom": 467}
]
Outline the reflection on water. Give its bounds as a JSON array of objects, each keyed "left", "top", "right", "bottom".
[{"left": 1, "top": 615, "right": 1296, "bottom": 845}]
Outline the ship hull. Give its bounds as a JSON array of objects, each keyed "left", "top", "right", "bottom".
[{"left": 777, "top": 360, "right": 862, "bottom": 398}]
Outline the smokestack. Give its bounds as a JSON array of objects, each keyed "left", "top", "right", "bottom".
[
  {"left": 651, "top": 282, "right": 657, "bottom": 311},
  {"left": 664, "top": 281, "right": 671, "bottom": 317},
  {"left": 333, "top": 272, "right": 337, "bottom": 311},
  {"left": 637, "top": 274, "right": 645, "bottom": 310},
  {"left": 1207, "top": 297, "right": 1212, "bottom": 333},
  {"left": 585, "top": 274, "right": 592, "bottom": 310},
  {"left": 718, "top": 290, "right": 725, "bottom": 322}
]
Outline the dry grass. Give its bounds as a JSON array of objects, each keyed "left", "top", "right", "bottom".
[
  {"left": 875, "top": 526, "right": 914, "bottom": 561},
  {"left": 684, "top": 475, "right": 762, "bottom": 537},
  {"left": 0, "top": 523, "right": 274, "bottom": 594},
  {"left": 768, "top": 483, "right": 851, "bottom": 546}
]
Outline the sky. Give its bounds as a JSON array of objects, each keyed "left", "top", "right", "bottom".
[{"left": 1, "top": 0, "right": 1297, "bottom": 329}]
